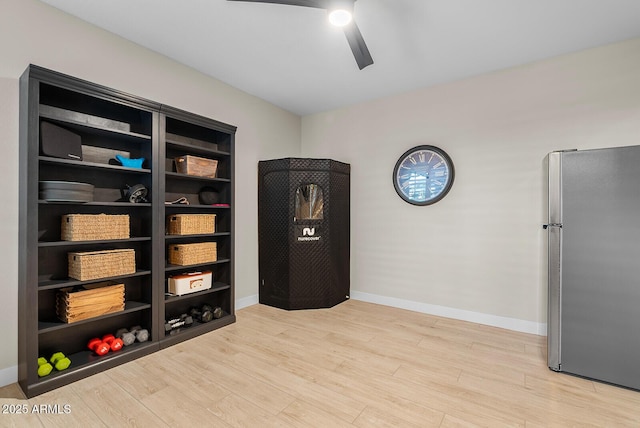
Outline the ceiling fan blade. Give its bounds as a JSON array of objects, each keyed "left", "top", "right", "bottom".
[
  {"left": 226, "top": 0, "right": 327, "bottom": 8},
  {"left": 343, "top": 19, "right": 373, "bottom": 70}
]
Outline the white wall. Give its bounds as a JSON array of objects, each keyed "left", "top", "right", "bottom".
[
  {"left": 301, "top": 38, "right": 640, "bottom": 334},
  {"left": 0, "top": 0, "right": 301, "bottom": 385}
]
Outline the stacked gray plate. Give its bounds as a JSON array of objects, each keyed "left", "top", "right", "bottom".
[{"left": 39, "top": 181, "right": 94, "bottom": 202}]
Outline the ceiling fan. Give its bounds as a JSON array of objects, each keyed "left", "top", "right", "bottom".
[{"left": 227, "top": 0, "right": 374, "bottom": 70}]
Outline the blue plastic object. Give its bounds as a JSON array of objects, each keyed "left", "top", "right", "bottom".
[{"left": 116, "top": 155, "right": 144, "bottom": 169}]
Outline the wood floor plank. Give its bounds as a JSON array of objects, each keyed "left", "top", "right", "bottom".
[
  {"left": 207, "top": 394, "right": 297, "bottom": 428},
  {"left": 352, "top": 404, "right": 443, "bottom": 428},
  {"left": 222, "top": 351, "right": 366, "bottom": 423},
  {"left": 0, "top": 400, "right": 45, "bottom": 427},
  {"left": 2, "top": 300, "right": 640, "bottom": 426},
  {"left": 140, "top": 385, "right": 232, "bottom": 427},
  {"left": 68, "top": 372, "right": 170, "bottom": 427},
  {"left": 278, "top": 356, "right": 447, "bottom": 426},
  {"left": 172, "top": 350, "right": 298, "bottom": 415},
  {"left": 104, "top": 358, "right": 169, "bottom": 401},
  {"left": 279, "top": 399, "right": 355, "bottom": 428}
]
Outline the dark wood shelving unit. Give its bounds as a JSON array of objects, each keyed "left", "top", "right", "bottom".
[
  {"left": 159, "top": 106, "right": 235, "bottom": 347},
  {"left": 19, "top": 65, "right": 236, "bottom": 398}
]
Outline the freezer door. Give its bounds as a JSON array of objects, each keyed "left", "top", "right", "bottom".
[
  {"left": 560, "top": 146, "right": 640, "bottom": 390},
  {"left": 547, "top": 151, "right": 562, "bottom": 370}
]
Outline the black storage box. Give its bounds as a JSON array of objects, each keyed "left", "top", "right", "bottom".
[{"left": 40, "top": 121, "right": 82, "bottom": 160}]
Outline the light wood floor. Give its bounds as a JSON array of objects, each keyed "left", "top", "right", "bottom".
[{"left": 1, "top": 300, "right": 640, "bottom": 427}]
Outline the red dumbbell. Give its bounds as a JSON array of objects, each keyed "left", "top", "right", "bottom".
[
  {"left": 110, "top": 338, "right": 124, "bottom": 352},
  {"left": 101, "top": 333, "right": 124, "bottom": 352},
  {"left": 87, "top": 337, "right": 110, "bottom": 356}
]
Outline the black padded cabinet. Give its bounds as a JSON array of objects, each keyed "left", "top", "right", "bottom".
[{"left": 258, "top": 158, "right": 350, "bottom": 310}]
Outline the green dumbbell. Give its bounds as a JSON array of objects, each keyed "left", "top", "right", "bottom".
[
  {"left": 37, "top": 357, "right": 53, "bottom": 377},
  {"left": 50, "top": 352, "right": 71, "bottom": 371}
]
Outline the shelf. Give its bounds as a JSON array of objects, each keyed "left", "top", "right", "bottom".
[
  {"left": 38, "top": 200, "right": 151, "bottom": 207},
  {"left": 164, "top": 203, "right": 230, "bottom": 210},
  {"left": 159, "top": 314, "right": 236, "bottom": 349},
  {"left": 166, "top": 139, "right": 230, "bottom": 157},
  {"left": 165, "top": 259, "right": 230, "bottom": 273},
  {"left": 164, "top": 282, "right": 231, "bottom": 303},
  {"left": 38, "top": 270, "right": 152, "bottom": 290},
  {"left": 164, "top": 232, "right": 230, "bottom": 241},
  {"left": 40, "top": 109, "right": 152, "bottom": 141},
  {"left": 28, "top": 341, "right": 158, "bottom": 396},
  {"left": 38, "top": 301, "right": 151, "bottom": 333},
  {"left": 39, "top": 237, "right": 151, "bottom": 247},
  {"left": 165, "top": 171, "right": 231, "bottom": 183},
  {"left": 39, "top": 156, "right": 151, "bottom": 174}
]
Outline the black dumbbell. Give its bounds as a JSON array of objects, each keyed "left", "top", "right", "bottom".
[
  {"left": 204, "top": 304, "right": 225, "bottom": 320},
  {"left": 213, "top": 306, "right": 224, "bottom": 319},
  {"left": 190, "top": 304, "right": 224, "bottom": 323},
  {"left": 200, "top": 305, "right": 214, "bottom": 323},
  {"left": 189, "top": 306, "right": 212, "bottom": 323},
  {"left": 164, "top": 314, "right": 193, "bottom": 335},
  {"left": 189, "top": 307, "right": 202, "bottom": 321}
]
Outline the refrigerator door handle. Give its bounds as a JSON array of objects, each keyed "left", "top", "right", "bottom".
[
  {"left": 547, "top": 151, "right": 563, "bottom": 371},
  {"left": 547, "top": 224, "right": 562, "bottom": 370},
  {"left": 543, "top": 223, "right": 563, "bottom": 229}
]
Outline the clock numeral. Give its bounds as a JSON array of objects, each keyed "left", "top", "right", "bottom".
[
  {"left": 400, "top": 174, "right": 410, "bottom": 179},
  {"left": 433, "top": 161, "right": 443, "bottom": 168},
  {"left": 428, "top": 153, "right": 434, "bottom": 164},
  {"left": 401, "top": 180, "right": 412, "bottom": 189},
  {"left": 408, "top": 156, "right": 417, "bottom": 165},
  {"left": 418, "top": 152, "right": 426, "bottom": 163}
]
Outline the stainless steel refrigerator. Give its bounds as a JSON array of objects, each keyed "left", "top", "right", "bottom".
[{"left": 547, "top": 146, "right": 640, "bottom": 390}]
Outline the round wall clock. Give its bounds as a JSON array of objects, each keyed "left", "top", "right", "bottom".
[{"left": 392, "top": 145, "right": 455, "bottom": 206}]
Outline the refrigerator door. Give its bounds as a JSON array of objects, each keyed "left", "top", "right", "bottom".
[{"left": 559, "top": 146, "right": 640, "bottom": 390}]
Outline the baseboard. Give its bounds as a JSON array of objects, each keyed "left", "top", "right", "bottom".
[
  {"left": 236, "top": 294, "right": 258, "bottom": 310},
  {"left": 0, "top": 365, "right": 17, "bottom": 388},
  {"left": 350, "top": 291, "right": 547, "bottom": 336}
]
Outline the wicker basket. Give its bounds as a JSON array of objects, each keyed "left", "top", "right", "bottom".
[
  {"left": 167, "top": 214, "right": 215, "bottom": 235},
  {"left": 168, "top": 242, "right": 217, "bottom": 266},
  {"left": 175, "top": 155, "right": 218, "bottom": 178},
  {"left": 68, "top": 249, "right": 136, "bottom": 281},
  {"left": 62, "top": 214, "right": 130, "bottom": 241},
  {"left": 56, "top": 282, "right": 125, "bottom": 323}
]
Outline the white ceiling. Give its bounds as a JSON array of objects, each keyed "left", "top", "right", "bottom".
[{"left": 39, "top": 0, "right": 640, "bottom": 116}]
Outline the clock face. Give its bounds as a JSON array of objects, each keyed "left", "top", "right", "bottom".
[{"left": 393, "top": 145, "right": 455, "bottom": 206}]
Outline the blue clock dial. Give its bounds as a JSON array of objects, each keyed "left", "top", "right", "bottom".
[{"left": 393, "top": 145, "right": 454, "bottom": 205}]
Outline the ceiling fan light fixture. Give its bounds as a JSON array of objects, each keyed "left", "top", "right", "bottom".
[
  {"left": 328, "top": 9, "right": 352, "bottom": 27},
  {"left": 327, "top": 0, "right": 354, "bottom": 27}
]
